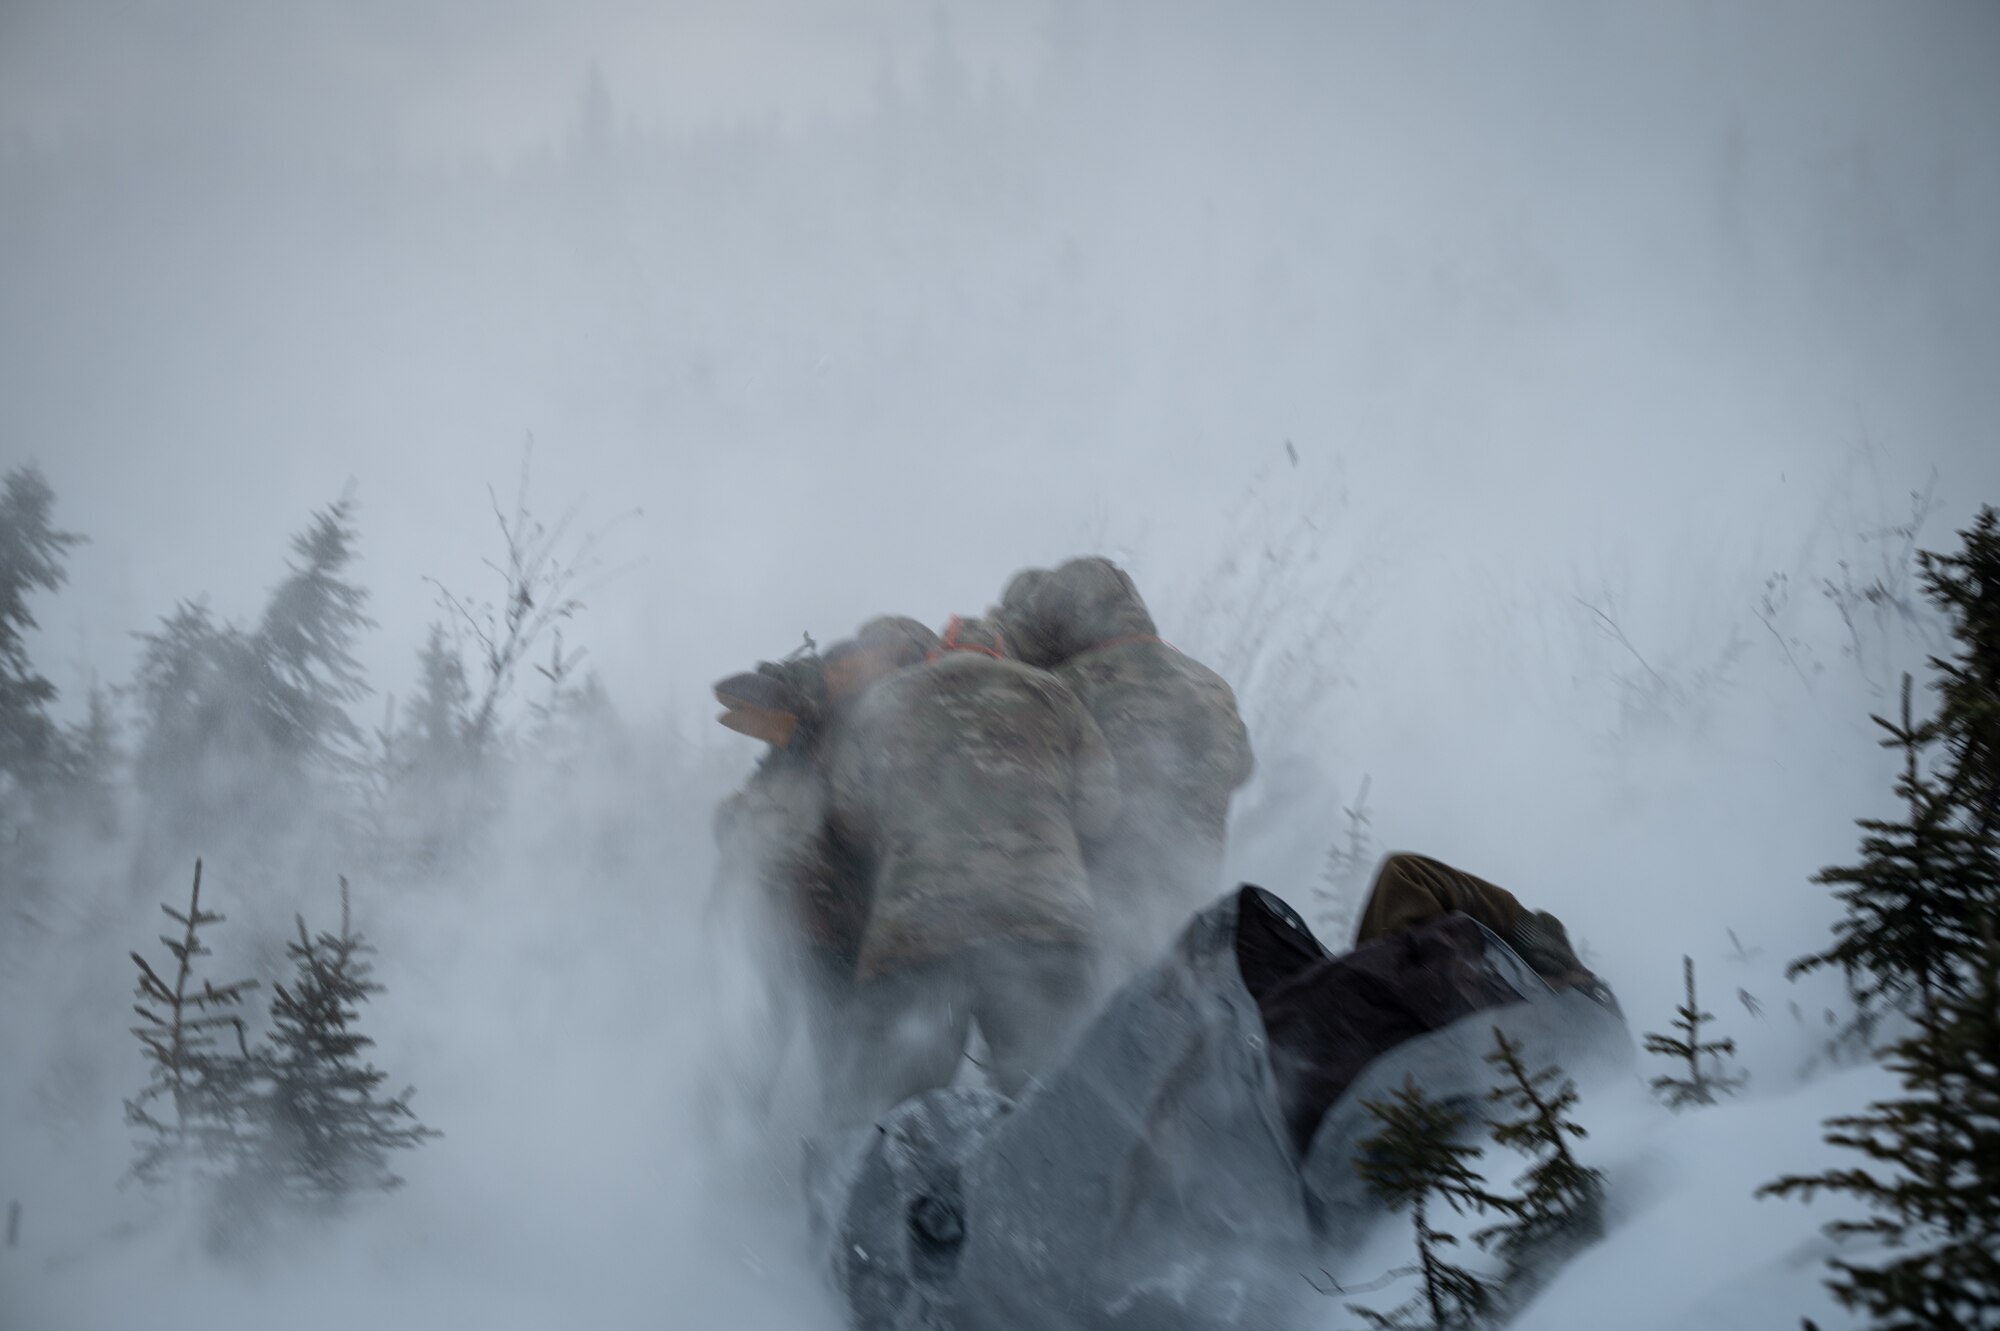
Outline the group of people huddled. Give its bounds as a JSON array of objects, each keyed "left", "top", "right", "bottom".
[
  {"left": 708, "top": 554, "right": 1617, "bottom": 1139},
  {"left": 708, "top": 556, "right": 1255, "bottom": 1127}
]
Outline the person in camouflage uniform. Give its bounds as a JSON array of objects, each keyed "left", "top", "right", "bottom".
[
  {"left": 709, "top": 653, "right": 856, "bottom": 1104},
  {"left": 825, "top": 615, "right": 1120, "bottom": 1124},
  {"left": 709, "top": 617, "right": 942, "bottom": 1112},
  {"left": 996, "top": 556, "right": 1256, "bottom": 984}
]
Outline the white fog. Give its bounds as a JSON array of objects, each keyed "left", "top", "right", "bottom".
[{"left": 2, "top": 3, "right": 1997, "bottom": 1329}]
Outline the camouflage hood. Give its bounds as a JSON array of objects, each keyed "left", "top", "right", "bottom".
[
  {"left": 1025, "top": 556, "right": 1160, "bottom": 665},
  {"left": 853, "top": 615, "right": 941, "bottom": 670},
  {"left": 994, "top": 567, "right": 1058, "bottom": 667}
]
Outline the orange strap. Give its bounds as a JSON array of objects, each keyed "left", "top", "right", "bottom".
[{"left": 928, "top": 614, "right": 1008, "bottom": 661}]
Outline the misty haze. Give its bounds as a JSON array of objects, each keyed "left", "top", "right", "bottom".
[{"left": 3, "top": 4, "right": 1998, "bottom": 1330}]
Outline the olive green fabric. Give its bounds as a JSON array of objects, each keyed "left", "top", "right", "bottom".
[
  {"left": 828, "top": 649, "right": 1120, "bottom": 981},
  {"left": 1355, "top": 852, "right": 1594, "bottom": 987}
]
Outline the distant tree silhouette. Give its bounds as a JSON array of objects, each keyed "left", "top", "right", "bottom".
[
  {"left": 404, "top": 622, "right": 472, "bottom": 773},
  {"left": 256, "top": 491, "right": 374, "bottom": 771},
  {"left": 131, "top": 600, "right": 270, "bottom": 836},
  {"left": 0, "top": 463, "right": 83, "bottom": 793},
  {"left": 367, "top": 621, "right": 485, "bottom": 868},
  {"left": 56, "top": 676, "right": 122, "bottom": 836},
  {"left": 131, "top": 496, "right": 374, "bottom": 845}
]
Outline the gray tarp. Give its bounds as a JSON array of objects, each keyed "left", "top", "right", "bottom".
[{"left": 814, "top": 888, "right": 1632, "bottom": 1331}]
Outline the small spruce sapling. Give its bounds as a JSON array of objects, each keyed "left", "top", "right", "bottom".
[
  {"left": 1316, "top": 776, "right": 1374, "bottom": 946},
  {"left": 1347, "top": 1075, "right": 1517, "bottom": 1330},
  {"left": 1760, "top": 918, "right": 2000, "bottom": 1328},
  {"left": 1475, "top": 1026, "right": 1606, "bottom": 1291},
  {"left": 1644, "top": 956, "right": 1745, "bottom": 1109},
  {"left": 125, "top": 860, "right": 259, "bottom": 1187},
  {"left": 248, "top": 877, "right": 438, "bottom": 1211}
]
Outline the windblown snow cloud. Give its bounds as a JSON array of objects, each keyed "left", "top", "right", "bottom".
[{"left": 1, "top": 3, "right": 1996, "bottom": 1328}]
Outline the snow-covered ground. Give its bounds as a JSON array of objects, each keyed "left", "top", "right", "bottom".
[{"left": 1319, "top": 1061, "right": 1895, "bottom": 1331}]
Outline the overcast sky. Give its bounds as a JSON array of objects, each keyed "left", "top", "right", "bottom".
[
  {"left": 2, "top": 0, "right": 1995, "bottom": 744},
  {"left": 0, "top": 1, "right": 1050, "bottom": 153}
]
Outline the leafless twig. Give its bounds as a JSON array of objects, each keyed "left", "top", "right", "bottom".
[
  {"left": 425, "top": 438, "right": 639, "bottom": 749},
  {"left": 1574, "top": 595, "right": 1670, "bottom": 696}
]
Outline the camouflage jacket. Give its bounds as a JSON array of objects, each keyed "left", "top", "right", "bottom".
[
  {"left": 1007, "top": 557, "right": 1255, "bottom": 868},
  {"left": 828, "top": 650, "right": 1121, "bottom": 980}
]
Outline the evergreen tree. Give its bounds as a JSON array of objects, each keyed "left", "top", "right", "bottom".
[
  {"left": 1347, "top": 1075, "right": 1516, "bottom": 1330},
  {"left": 130, "top": 601, "right": 270, "bottom": 825},
  {"left": 1316, "top": 775, "right": 1374, "bottom": 945},
  {"left": 1644, "top": 956, "right": 1745, "bottom": 1109},
  {"left": 374, "top": 622, "right": 484, "bottom": 868},
  {"left": 1790, "top": 675, "right": 1984, "bottom": 1018},
  {"left": 1760, "top": 919, "right": 2000, "bottom": 1328},
  {"left": 255, "top": 493, "right": 374, "bottom": 770},
  {"left": 1475, "top": 1027, "right": 1606, "bottom": 1289},
  {"left": 0, "top": 463, "right": 84, "bottom": 788},
  {"left": 130, "top": 497, "right": 374, "bottom": 850},
  {"left": 244, "top": 878, "right": 437, "bottom": 1211},
  {"left": 1920, "top": 506, "right": 2000, "bottom": 849},
  {"left": 124, "top": 861, "right": 259, "bottom": 1186},
  {"left": 404, "top": 621, "right": 472, "bottom": 772},
  {"left": 56, "top": 676, "right": 121, "bottom": 836}
]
